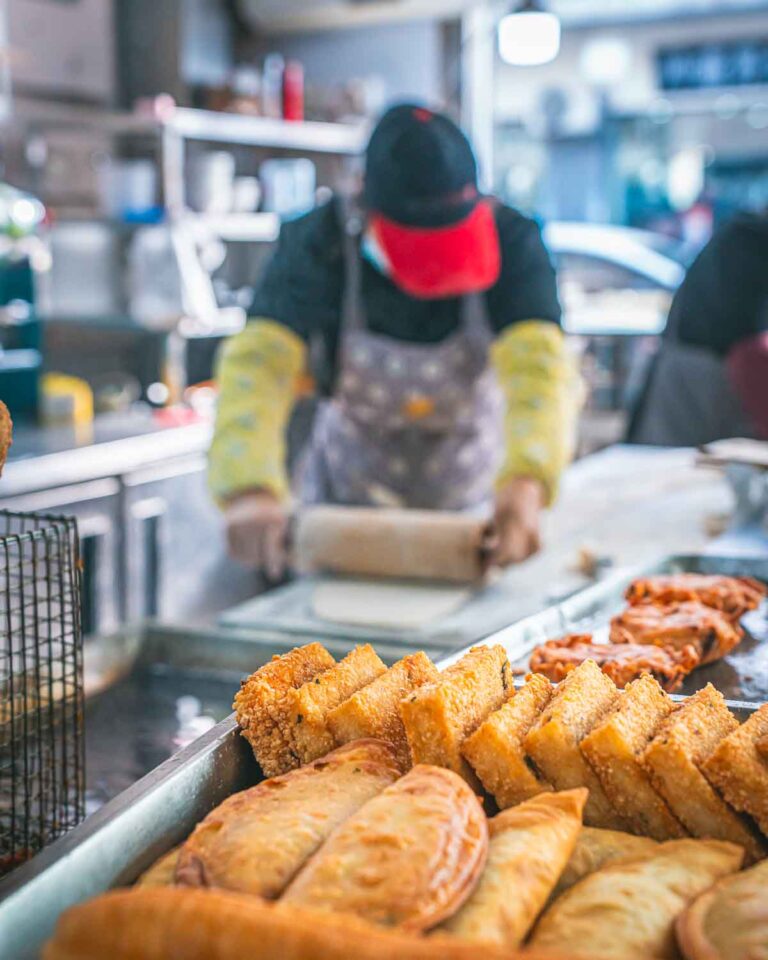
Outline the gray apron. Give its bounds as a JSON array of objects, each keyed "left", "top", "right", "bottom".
[
  {"left": 297, "top": 216, "right": 504, "bottom": 511},
  {"left": 630, "top": 339, "right": 753, "bottom": 447}
]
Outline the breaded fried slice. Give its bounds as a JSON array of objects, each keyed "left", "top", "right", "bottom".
[
  {"left": 234, "top": 643, "right": 335, "bottom": 776},
  {"left": 461, "top": 674, "right": 554, "bottom": 808},
  {"left": 550, "top": 827, "right": 658, "bottom": 901},
  {"left": 283, "top": 765, "right": 488, "bottom": 933},
  {"left": 642, "top": 685, "right": 766, "bottom": 862},
  {"left": 580, "top": 675, "right": 687, "bottom": 840},
  {"left": 400, "top": 645, "right": 512, "bottom": 785},
  {"left": 135, "top": 847, "right": 182, "bottom": 888},
  {"left": 281, "top": 644, "right": 387, "bottom": 765},
  {"left": 175, "top": 739, "right": 402, "bottom": 897},
  {"left": 523, "top": 660, "right": 626, "bottom": 830},
  {"left": 530, "top": 839, "right": 744, "bottom": 960},
  {"left": 701, "top": 703, "right": 768, "bottom": 838},
  {"left": 44, "top": 887, "right": 555, "bottom": 960},
  {"left": 438, "top": 789, "right": 586, "bottom": 947},
  {"left": 0, "top": 400, "right": 12, "bottom": 476},
  {"left": 327, "top": 652, "right": 438, "bottom": 769}
]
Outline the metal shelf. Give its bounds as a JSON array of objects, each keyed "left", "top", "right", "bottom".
[
  {"left": 11, "top": 100, "right": 368, "bottom": 156},
  {"left": 168, "top": 109, "right": 368, "bottom": 155}
]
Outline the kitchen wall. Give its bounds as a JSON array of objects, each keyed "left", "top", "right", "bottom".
[
  {"left": 271, "top": 19, "right": 448, "bottom": 109},
  {"left": 495, "top": 9, "right": 768, "bottom": 136}
]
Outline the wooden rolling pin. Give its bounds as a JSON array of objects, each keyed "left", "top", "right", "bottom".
[{"left": 294, "top": 506, "right": 488, "bottom": 584}]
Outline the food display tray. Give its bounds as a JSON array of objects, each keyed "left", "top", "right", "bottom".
[
  {"left": 1, "top": 555, "right": 765, "bottom": 959},
  {"left": 447, "top": 553, "right": 768, "bottom": 705}
]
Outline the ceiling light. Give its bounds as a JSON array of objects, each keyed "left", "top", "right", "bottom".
[{"left": 498, "top": 0, "right": 561, "bottom": 67}]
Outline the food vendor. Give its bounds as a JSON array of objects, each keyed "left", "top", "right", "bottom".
[
  {"left": 209, "top": 104, "right": 580, "bottom": 578},
  {"left": 629, "top": 211, "right": 768, "bottom": 446}
]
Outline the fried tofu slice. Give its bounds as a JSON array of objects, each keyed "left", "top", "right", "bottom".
[
  {"left": 327, "top": 653, "right": 438, "bottom": 769},
  {"left": 0, "top": 400, "right": 12, "bottom": 476},
  {"left": 461, "top": 674, "right": 554, "bottom": 808},
  {"left": 281, "top": 644, "right": 387, "bottom": 765},
  {"left": 438, "top": 789, "right": 586, "bottom": 947},
  {"left": 234, "top": 643, "right": 336, "bottom": 777},
  {"left": 580, "top": 675, "right": 688, "bottom": 841},
  {"left": 642, "top": 685, "right": 766, "bottom": 862},
  {"left": 701, "top": 703, "right": 768, "bottom": 838},
  {"left": 400, "top": 645, "right": 512, "bottom": 785},
  {"left": 523, "top": 660, "right": 626, "bottom": 830}
]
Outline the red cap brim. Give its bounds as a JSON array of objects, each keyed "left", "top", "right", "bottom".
[{"left": 370, "top": 200, "right": 501, "bottom": 300}]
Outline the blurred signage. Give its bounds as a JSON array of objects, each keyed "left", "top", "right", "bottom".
[{"left": 658, "top": 40, "right": 768, "bottom": 90}]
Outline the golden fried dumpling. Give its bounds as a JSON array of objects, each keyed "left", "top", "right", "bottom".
[
  {"left": 282, "top": 764, "right": 488, "bottom": 932},
  {"left": 43, "top": 887, "right": 545, "bottom": 960},
  {"left": 676, "top": 859, "right": 768, "bottom": 960},
  {"left": 550, "top": 827, "right": 658, "bottom": 901},
  {"left": 175, "top": 739, "right": 402, "bottom": 897},
  {"left": 135, "top": 846, "right": 181, "bottom": 888},
  {"left": 529, "top": 839, "right": 744, "bottom": 959},
  {"left": 438, "top": 789, "right": 586, "bottom": 947}
]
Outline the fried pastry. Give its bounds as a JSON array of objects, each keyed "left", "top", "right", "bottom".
[
  {"left": 550, "top": 827, "right": 658, "bottom": 901},
  {"left": 529, "top": 633, "right": 700, "bottom": 692},
  {"left": 234, "top": 643, "right": 335, "bottom": 776},
  {"left": 327, "top": 652, "right": 438, "bottom": 769},
  {"left": 44, "top": 888, "right": 547, "bottom": 960},
  {"left": 175, "top": 739, "right": 402, "bottom": 896},
  {"left": 530, "top": 839, "right": 745, "bottom": 960},
  {"left": 0, "top": 400, "right": 12, "bottom": 476},
  {"left": 281, "top": 644, "right": 387, "bottom": 765},
  {"left": 523, "top": 660, "right": 626, "bottom": 829},
  {"left": 135, "top": 846, "right": 181, "bottom": 888},
  {"left": 438, "top": 789, "right": 586, "bottom": 947},
  {"left": 642, "top": 685, "right": 766, "bottom": 862},
  {"left": 626, "top": 572, "right": 767, "bottom": 621},
  {"left": 580, "top": 675, "right": 688, "bottom": 840},
  {"left": 610, "top": 601, "right": 743, "bottom": 665},
  {"left": 400, "top": 645, "right": 512, "bottom": 785},
  {"left": 282, "top": 764, "right": 488, "bottom": 933},
  {"left": 676, "top": 858, "right": 768, "bottom": 960},
  {"left": 756, "top": 733, "right": 768, "bottom": 762},
  {"left": 461, "top": 673, "right": 553, "bottom": 808},
  {"left": 702, "top": 702, "right": 768, "bottom": 837}
]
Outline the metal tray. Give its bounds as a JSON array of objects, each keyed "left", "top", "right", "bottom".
[
  {"left": 447, "top": 553, "right": 768, "bottom": 705},
  {"left": 2, "top": 556, "right": 765, "bottom": 959}
]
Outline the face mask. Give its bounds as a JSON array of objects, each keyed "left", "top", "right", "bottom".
[{"left": 361, "top": 228, "right": 392, "bottom": 276}]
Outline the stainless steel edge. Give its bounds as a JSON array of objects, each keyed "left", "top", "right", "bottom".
[{"left": 0, "top": 717, "right": 257, "bottom": 960}]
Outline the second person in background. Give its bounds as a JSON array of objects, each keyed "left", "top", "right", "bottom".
[{"left": 210, "top": 103, "right": 580, "bottom": 578}]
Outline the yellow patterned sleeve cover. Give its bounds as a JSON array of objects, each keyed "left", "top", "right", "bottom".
[
  {"left": 490, "top": 320, "right": 583, "bottom": 504},
  {"left": 208, "top": 319, "right": 307, "bottom": 503}
]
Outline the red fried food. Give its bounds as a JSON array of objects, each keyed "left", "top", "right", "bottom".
[
  {"left": 610, "top": 601, "right": 743, "bottom": 666},
  {"left": 625, "top": 573, "right": 766, "bottom": 622},
  {"left": 529, "top": 635, "right": 700, "bottom": 693}
]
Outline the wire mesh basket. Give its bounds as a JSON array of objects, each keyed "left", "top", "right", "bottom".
[{"left": 0, "top": 510, "right": 85, "bottom": 877}]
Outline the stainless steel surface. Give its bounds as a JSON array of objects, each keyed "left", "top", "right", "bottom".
[
  {"left": 0, "top": 592, "right": 765, "bottom": 959},
  {"left": 446, "top": 553, "right": 768, "bottom": 704}
]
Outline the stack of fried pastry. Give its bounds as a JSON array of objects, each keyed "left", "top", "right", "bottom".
[
  {"left": 45, "top": 640, "right": 768, "bottom": 960},
  {"left": 529, "top": 572, "right": 767, "bottom": 692}
]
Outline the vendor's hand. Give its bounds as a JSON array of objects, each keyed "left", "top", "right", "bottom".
[
  {"left": 224, "top": 489, "right": 290, "bottom": 580},
  {"left": 484, "top": 477, "right": 545, "bottom": 568}
]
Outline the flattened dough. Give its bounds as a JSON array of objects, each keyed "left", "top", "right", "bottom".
[{"left": 312, "top": 578, "right": 472, "bottom": 630}]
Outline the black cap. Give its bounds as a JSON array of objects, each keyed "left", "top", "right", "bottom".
[{"left": 364, "top": 104, "right": 480, "bottom": 229}]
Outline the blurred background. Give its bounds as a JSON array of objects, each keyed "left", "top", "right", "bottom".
[{"left": 0, "top": 0, "right": 767, "bottom": 629}]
